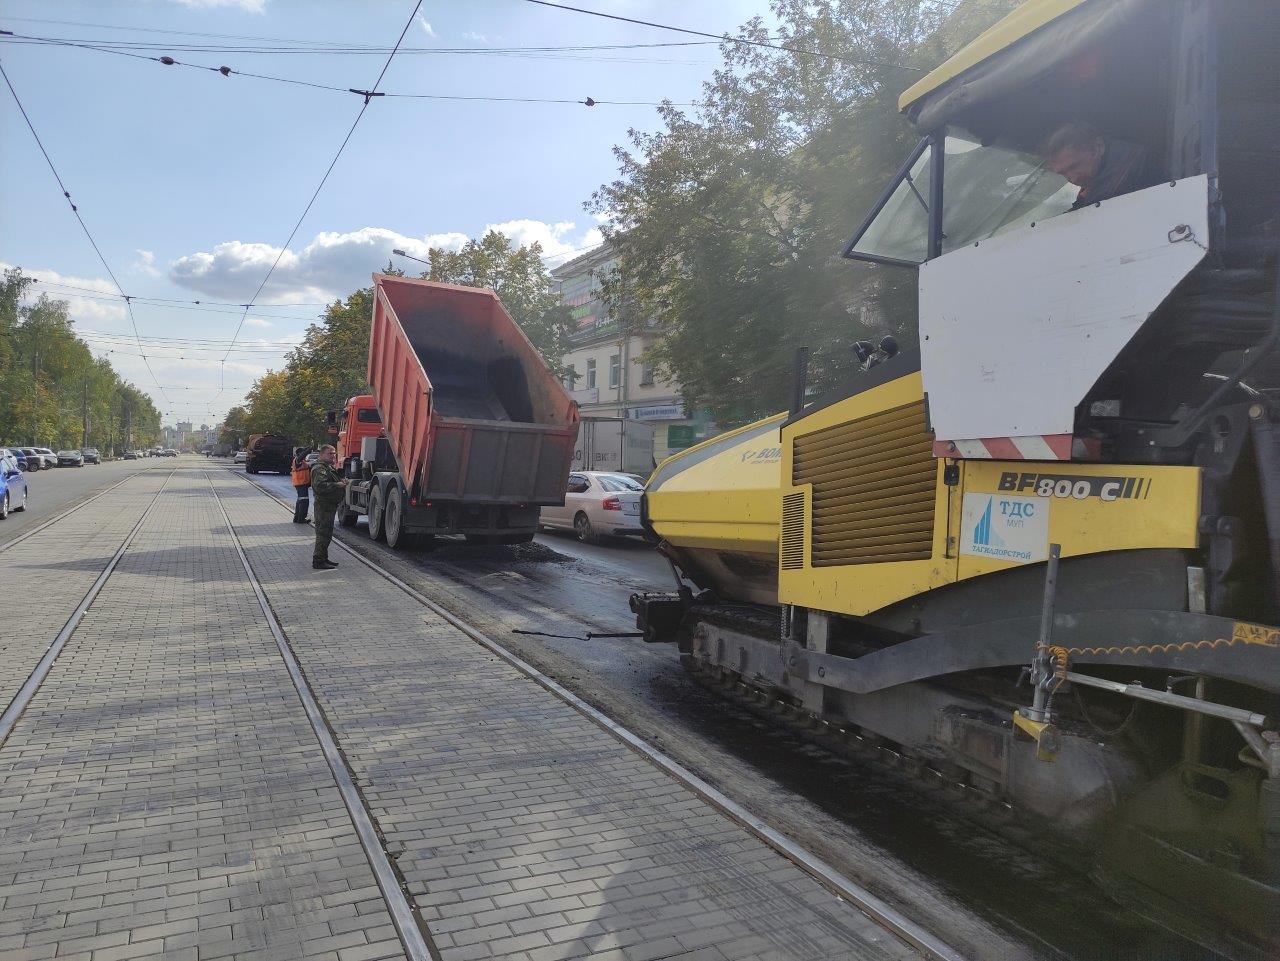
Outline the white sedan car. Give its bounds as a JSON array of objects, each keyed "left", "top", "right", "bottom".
[
  {"left": 540, "top": 471, "right": 644, "bottom": 543},
  {"left": 233, "top": 450, "right": 248, "bottom": 464}
]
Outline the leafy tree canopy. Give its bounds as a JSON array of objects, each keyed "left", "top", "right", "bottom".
[
  {"left": 590, "top": 0, "right": 1017, "bottom": 427},
  {"left": 0, "top": 267, "right": 162, "bottom": 451}
]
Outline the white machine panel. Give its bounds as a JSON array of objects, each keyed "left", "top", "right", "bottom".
[{"left": 919, "top": 175, "right": 1209, "bottom": 443}]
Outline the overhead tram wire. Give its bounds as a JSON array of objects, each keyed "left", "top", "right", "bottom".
[
  {"left": 0, "top": 33, "right": 695, "bottom": 107},
  {"left": 0, "top": 61, "right": 171, "bottom": 406},
  {"left": 521, "top": 0, "right": 927, "bottom": 72},
  {"left": 213, "top": 0, "right": 423, "bottom": 404}
]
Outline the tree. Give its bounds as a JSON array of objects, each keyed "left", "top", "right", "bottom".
[
  {"left": 0, "top": 267, "right": 161, "bottom": 452},
  {"left": 589, "top": 0, "right": 1018, "bottom": 427},
  {"left": 425, "top": 231, "right": 574, "bottom": 376}
]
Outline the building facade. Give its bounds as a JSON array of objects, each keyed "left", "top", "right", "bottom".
[{"left": 552, "top": 244, "right": 714, "bottom": 466}]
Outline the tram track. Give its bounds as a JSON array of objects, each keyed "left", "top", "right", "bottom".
[
  {"left": 0, "top": 468, "right": 176, "bottom": 747},
  {"left": 0, "top": 464, "right": 163, "bottom": 553},
  {"left": 0, "top": 468, "right": 440, "bottom": 961},
  {"left": 227, "top": 465, "right": 967, "bottom": 961}
]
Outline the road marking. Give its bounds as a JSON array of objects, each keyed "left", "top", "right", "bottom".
[
  {"left": 205, "top": 473, "right": 438, "bottom": 961},
  {"left": 0, "top": 470, "right": 175, "bottom": 748},
  {"left": 227, "top": 466, "right": 966, "bottom": 961}
]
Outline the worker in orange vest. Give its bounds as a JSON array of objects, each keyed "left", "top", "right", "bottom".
[{"left": 290, "top": 447, "right": 313, "bottom": 523}]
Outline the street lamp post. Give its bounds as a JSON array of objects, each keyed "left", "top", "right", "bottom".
[{"left": 391, "top": 248, "right": 430, "bottom": 268}]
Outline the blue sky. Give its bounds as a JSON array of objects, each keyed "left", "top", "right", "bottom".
[{"left": 0, "top": 0, "right": 771, "bottom": 425}]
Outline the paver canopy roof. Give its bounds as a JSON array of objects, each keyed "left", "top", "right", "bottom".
[{"left": 898, "top": 0, "right": 1148, "bottom": 129}]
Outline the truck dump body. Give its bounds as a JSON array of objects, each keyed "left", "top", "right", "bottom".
[{"left": 369, "top": 274, "right": 578, "bottom": 505}]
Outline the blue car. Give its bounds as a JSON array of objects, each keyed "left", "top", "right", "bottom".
[{"left": 0, "top": 448, "right": 28, "bottom": 519}]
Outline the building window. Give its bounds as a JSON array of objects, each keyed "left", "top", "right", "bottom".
[
  {"left": 609, "top": 354, "right": 621, "bottom": 389},
  {"left": 586, "top": 358, "right": 597, "bottom": 388},
  {"left": 564, "top": 365, "right": 577, "bottom": 390},
  {"left": 640, "top": 364, "right": 655, "bottom": 386}
]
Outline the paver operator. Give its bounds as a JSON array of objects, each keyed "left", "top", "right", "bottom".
[
  {"left": 290, "top": 446, "right": 312, "bottom": 524},
  {"left": 309, "top": 445, "right": 347, "bottom": 570}
]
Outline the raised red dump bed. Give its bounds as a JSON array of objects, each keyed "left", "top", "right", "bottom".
[{"left": 368, "top": 274, "right": 579, "bottom": 505}]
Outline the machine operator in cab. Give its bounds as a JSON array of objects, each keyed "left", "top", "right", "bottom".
[{"left": 1042, "top": 121, "right": 1160, "bottom": 209}]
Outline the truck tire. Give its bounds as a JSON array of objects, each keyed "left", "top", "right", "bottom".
[
  {"left": 367, "top": 485, "right": 386, "bottom": 541},
  {"left": 385, "top": 483, "right": 410, "bottom": 550}
]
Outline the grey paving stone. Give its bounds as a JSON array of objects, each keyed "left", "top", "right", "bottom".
[
  {"left": 0, "top": 472, "right": 408, "bottom": 961},
  {"left": 210, "top": 471, "right": 920, "bottom": 961}
]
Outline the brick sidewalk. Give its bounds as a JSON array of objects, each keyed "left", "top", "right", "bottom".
[
  {"left": 0, "top": 472, "right": 406, "bottom": 961},
  {"left": 210, "top": 472, "right": 914, "bottom": 961},
  {"left": 0, "top": 470, "right": 170, "bottom": 710}
]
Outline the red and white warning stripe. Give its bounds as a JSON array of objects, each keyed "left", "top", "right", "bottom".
[{"left": 933, "top": 434, "right": 1074, "bottom": 460}]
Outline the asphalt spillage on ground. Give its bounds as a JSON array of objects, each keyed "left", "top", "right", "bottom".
[{"left": 240, "top": 467, "right": 1219, "bottom": 961}]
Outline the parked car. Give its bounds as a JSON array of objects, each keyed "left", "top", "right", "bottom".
[
  {"left": 6, "top": 449, "right": 28, "bottom": 471},
  {"left": 0, "top": 448, "right": 29, "bottom": 518},
  {"left": 81, "top": 448, "right": 101, "bottom": 464},
  {"left": 163, "top": 448, "right": 178, "bottom": 457},
  {"left": 20, "top": 448, "right": 43, "bottom": 471},
  {"left": 233, "top": 450, "right": 247, "bottom": 464},
  {"left": 57, "top": 449, "right": 85, "bottom": 467},
  {"left": 539, "top": 471, "right": 645, "bottom": 542},
  {"left": 124, "top": 450, "right": 138, "bottom": 460},
  {"left": 34, "top": 448, "right": 57, "bottom": 469}
]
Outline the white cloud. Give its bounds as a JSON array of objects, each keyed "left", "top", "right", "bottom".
[
  {"left": 462, "top": 30, "right": 498, "bottom": 44},
  {"left": 243, "top": 316, "right": 273, "bottom": 328},
  {"left": 133, "top": 249, "right": 161, "bottom": 277},
  {"left": 168, "top": 220, "right": 599, "bottom": 302},
  {"left": 417, "top": 14, "right": 436, "bottom": 38},
  {"left": 2, "top": 262, "right": 128, "bottom": 328}
]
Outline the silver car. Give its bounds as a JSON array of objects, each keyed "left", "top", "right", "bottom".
[{"left": 539, "top": 471, "right": 644, "bottom": 543}]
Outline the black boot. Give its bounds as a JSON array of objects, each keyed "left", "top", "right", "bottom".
[
  {"left": 312, "top": 559, "right": 334, "bottom": 570},
  {"left": 322, "top": 558, "right": 338, "bottom": 568}
]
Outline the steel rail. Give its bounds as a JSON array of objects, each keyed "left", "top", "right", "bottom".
[
  {"left": 0, "top": 465, "right": 159, "bottom": 553},
  {"left": 204, "top": 473, "right": 438, "bottom": 961},
  {"left": 224, "top": 466, "right": 966, "bottom": 961},
  {"left": 0, "top": 469, "right": 175, "bottom": 748}
]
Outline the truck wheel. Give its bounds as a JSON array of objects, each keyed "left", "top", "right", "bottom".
[
  {"left": 385, "top": 483, "right": 408, "bottom": 550},
  {"left": 367, "top": 486, "right": 386, "bottom": 541},
  {"left": 574, "top": 512, "right": 597, "bottom": 544}
]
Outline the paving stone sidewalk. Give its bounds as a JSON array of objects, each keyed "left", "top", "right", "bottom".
[
  {"left": 0, "top": 471, "right": 407, "bottom": 961},
  {"left": 0, "top": 470, "right": 172, "bottom": 710},
  {"left": 211, "top": 471, "right": 916, "bottom": 961}
]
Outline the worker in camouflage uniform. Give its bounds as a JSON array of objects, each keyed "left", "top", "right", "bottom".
[{"left": 309, "top": 445, "right": 347, "bottom": 570}]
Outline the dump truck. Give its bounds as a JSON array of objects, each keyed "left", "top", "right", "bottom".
[
  {"left": 573, "top": 417, "right": 656, "bottom": 477},
  {"left": 331, "top": 275, "right": 579, "bottom": 549},
  {"left": 244, "top": 433, "right": 292, "bottom": 475},
  {"left": 631, "top": 1, "right": 1280, "bottom": 955}
]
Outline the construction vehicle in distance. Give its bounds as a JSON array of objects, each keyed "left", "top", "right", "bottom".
[
  {"left": 244, "top": 433, "right": 292, "bottom": 475},
  {"left": 631, "top": 1, "right": 1279, "bottom": 956},
  {"left": 330, "top": 275, "right": 579, "bottom": 548},
  {"left": 574, "top": 417, "right": 656, "bottom": 477}
]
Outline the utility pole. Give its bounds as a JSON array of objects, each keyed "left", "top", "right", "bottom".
[{"left": 81, "top": 378, "right": 89, "bottom": 449}]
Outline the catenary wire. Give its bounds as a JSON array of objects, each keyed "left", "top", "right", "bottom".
[
  {"left": 0, "top": 60, "right": 171, "bottom": 405},
  {"left": 521, "top": 0, "right": 927, "bottom": 72},
  {"left": 214, "top": 0, "right": 423, "bottom": 402},
  {"left": 1, "top": 33, "right": 695, "bottom": 106}
]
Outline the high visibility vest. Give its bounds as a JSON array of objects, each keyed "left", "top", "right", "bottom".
[{"left": 291, "top": 460, "right": 312, "bottom": 486}]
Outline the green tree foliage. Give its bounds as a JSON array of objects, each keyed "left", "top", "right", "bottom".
[
  {"left": 590, "top": 0, "right": 1017, "bottom": 427},
  {"left": 0, "top": 267, "right": 161, "bottom": 452},
  {"left": 240, "top": 286, "right": 375, "bottom": 444},
  {"left": 424, "top": 231, "right": 574, "bottom": 376}
]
